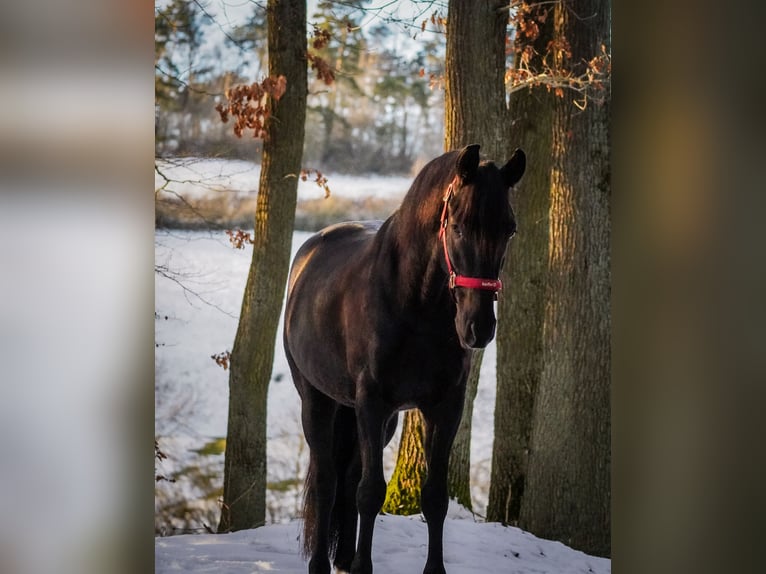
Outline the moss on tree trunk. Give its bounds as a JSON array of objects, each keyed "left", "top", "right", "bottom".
[{"left": 382, "top": 410, "right": 427, "bottom": 515}]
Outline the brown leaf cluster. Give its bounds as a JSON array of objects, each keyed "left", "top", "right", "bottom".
[
  {"left": 211, "top": 350, "right": 232, "bottom": 370},
  {"left": 300, "top": 168, "right": 331, "bottom": 198},
  {"left": 214, "top": 75, "right": 287, "bottom": 139},
  {"left": 155, "top": 439, "right": 168, "bottom": 462},
  {"left": 311, "top": 24, "right": 331, "bottom": 50},
  {"left": 262, "top": 75, "right": 287, "bottom": 101},
  {"left": 417, "top": 67, "right": 444, "bottom": 91},
  {"left": 226, "top": 229, "right": 254, "bottom": 249},
  {"left": 547, "top": 36, "right": 573, "bottom": 65},
  {"left": 155, "top": 439, "right": 176, "bottom": 483},
  {"left": 587, "top": 45, "right": 611, "bottom": 79},
  {"left": 512, "top": 1, "right": 545, "bottom": 44},
  {"left": 418, "top": 10, "right": 446, "bottom": 34},
  {"left": 307, "top": 52, "right": 335, "bottom": 85},
  {"left": 508, "top": 1, "right": 610, "bottom": 109}
]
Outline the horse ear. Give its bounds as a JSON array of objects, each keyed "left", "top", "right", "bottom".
[
  {"left": 456, "top": 144, "right": 481, "bottom": 182},
  {"left": 501, "top": 148, "right": 526, "bottom": 188}
]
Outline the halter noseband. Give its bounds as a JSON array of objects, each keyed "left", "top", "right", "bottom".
[{"left": 438, "top": 178, "right": 503, "bottom": 295}]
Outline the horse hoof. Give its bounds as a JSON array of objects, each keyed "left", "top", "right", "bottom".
[
  {"left": 308, "top": 556, "right": 331, "bottom": 574},
  {"left": 350, "top": 557, "right": 373, "bottom": 574}
]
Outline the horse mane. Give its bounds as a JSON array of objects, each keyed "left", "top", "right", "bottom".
[
  {"left": 395, "top": 151, "right": 512, "bottom": 241},
  {"left": 396, "top": 150, "right": 460, "bottom": 237}
]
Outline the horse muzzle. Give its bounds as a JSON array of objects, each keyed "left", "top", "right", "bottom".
[{"left": 457, "top": 315, "right": 497, "bottom": 349}]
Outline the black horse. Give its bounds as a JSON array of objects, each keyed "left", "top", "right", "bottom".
[{"left": 283, "top": 144, "right": 526, "bottom": 574}]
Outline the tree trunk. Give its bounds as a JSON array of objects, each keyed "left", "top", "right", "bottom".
[
  {"left": 444, "top": 0, "right": 509, "bottom": 157},
  {"left": 488, "top": 1, "right": 556, "bottom": 524},
  {"left": 382, "top": 410, "right": 427, "bottom": 515},
  {"left": 379, "top": 0, "right": 511, "bottom": 516},
  {"left": 218, "top": 0, "right": 307, "bottom": 533},
  {"left": 488, "top": 87, "right": 554, "bottom": 524},
  {"left": 518, "top": 0, "right": 611, "bottom": 557},
  {"left": 444, "top": 0, "right": 511, "bottom": 512}
]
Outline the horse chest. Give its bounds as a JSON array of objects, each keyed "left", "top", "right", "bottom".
[{"left": 355, "top": 325, "right": 470, "bottom": 410}]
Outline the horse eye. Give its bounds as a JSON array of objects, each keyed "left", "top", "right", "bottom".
[{"left": 452, "top": 224, "right": 463, "bottom": 238}]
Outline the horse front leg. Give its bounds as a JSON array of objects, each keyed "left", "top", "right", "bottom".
[
  {"left": 350, "top": 389, "right": 390, "bottom": 574},
  {"left": 420, "top": 390, "right": 465, "bottom": 574}
]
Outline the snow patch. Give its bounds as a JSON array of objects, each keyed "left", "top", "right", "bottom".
[{"left": 155, "top": 515, "right": 611, "bottom": 574}]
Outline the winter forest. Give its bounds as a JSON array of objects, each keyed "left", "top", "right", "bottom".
[
  {"left": 155, "top": 0, "right": 611, "bottom": 572},
  {"left": 155, "top": 0, "right": 447, "bottom": 173}
]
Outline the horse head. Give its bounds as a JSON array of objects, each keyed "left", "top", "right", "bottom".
[{"left": 442, "top": 144, "right": 526, "bottom": 349}]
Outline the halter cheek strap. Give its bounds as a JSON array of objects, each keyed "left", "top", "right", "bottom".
[{"left": 438, "top": 180, "right": 503, "bottom": 294}]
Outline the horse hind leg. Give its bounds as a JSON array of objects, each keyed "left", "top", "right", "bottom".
[
  {"left": 330, "top": 406, "right": 361, "bottom": 573},
  {"left": 297, "top": 380, "right": 340, "bottom": 574}
]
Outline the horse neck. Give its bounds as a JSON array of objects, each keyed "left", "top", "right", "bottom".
[{"left": 380, "top": 172, "right": 454, "bottom": 305}]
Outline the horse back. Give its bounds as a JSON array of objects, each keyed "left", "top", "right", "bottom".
[
  {"left": 285, "top": 221, "right": 383, "bottom": 405},
  {"left": 287, "top": 221, "right": 381, "bottom": 299}
]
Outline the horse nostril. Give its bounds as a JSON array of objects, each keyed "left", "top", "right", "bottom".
[{"left": 462, "top": 321, "right": 478, "bottom": 348}]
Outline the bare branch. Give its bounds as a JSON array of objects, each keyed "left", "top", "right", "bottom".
[
  {"left": 155, "top": 263, "right": 236, "bottom": 318},
  {"left": 155, "top": 64, "right": 225, "bottom": 98}
]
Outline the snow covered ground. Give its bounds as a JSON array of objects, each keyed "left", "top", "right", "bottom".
[{"left": 155, "top": 503, "right": 611, "bottom": 574}]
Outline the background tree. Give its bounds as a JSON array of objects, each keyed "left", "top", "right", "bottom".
[
  {"left": 154, "top": 1, "right": 445, "bottom": 170},
  {"left": 444, "top": 0, "right": 513, "bottom": 512},
  {"left": 517, "top": 0, "right": 611, "bottom": 556},
  {"left": 155, "top": 0, "right": 210, "bottom": 153},
  {"left": 383, "top": 0, "right": 513, "bottom": 514},
  {"left": 218, "top": 0, "right": 307, "bottom": 532},
  {"left": 488, "top": 0, "right": 556, "bottom": 525}
]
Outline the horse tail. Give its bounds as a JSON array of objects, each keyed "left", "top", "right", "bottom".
[
  {"left": 301, "top": 453, "right": 320, "bottom": 559},
  {"left": 328, "top": 406, "right": 359, "bottom": 561},
  {"left": 301, "top": 405, "right": 359, "bottom": 561},
  {"left": 301, "top": 407, "right": 392, "bottom": 563}
]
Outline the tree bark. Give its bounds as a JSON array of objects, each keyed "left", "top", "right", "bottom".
[
  {"left": 444, "top": 0, "right": 511, "bottom": 511},
  {"left": 488, "top": 87, "right": 554, "bottom": 524},
  {"left": 218, "top": 0, "right": 307, "bottom": 533},
  {"left": 376, "top": 0, "right": 512, "bottom": 516},
  {"left": 488, "top": 1, "right": 556, "bottom": 525},
  {"left": 444, "top": 0, "right": 509, "bottom": 157},
  {"left": 518, "top": 0, "right": 611, "bottom": 557}
]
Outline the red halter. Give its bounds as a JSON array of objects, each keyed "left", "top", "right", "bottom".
[{"left": 438, "top": 179, "right": 503, "bottom": 294}]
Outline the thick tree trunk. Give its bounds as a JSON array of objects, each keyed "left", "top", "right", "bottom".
[
  {"left": 444, "top": 0, "right": 511, "bottom": 512},
  {"left": 518, "top": 0, "right": 611, "bottom": 557},
  {"left": 380, "top": 0, "right": 511, "bottom": 515},
  {"left": 488, "top": 86, "right": 553, "bottom": 524},
  {"left": 218, "top": 0, "right": 307, "bottom": 533},
  {"left": 488, "top": 0, "right": 556, "bottom": 524},
  {"left": 444, "top": 0, "right": 509, "bottom": 156}
]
